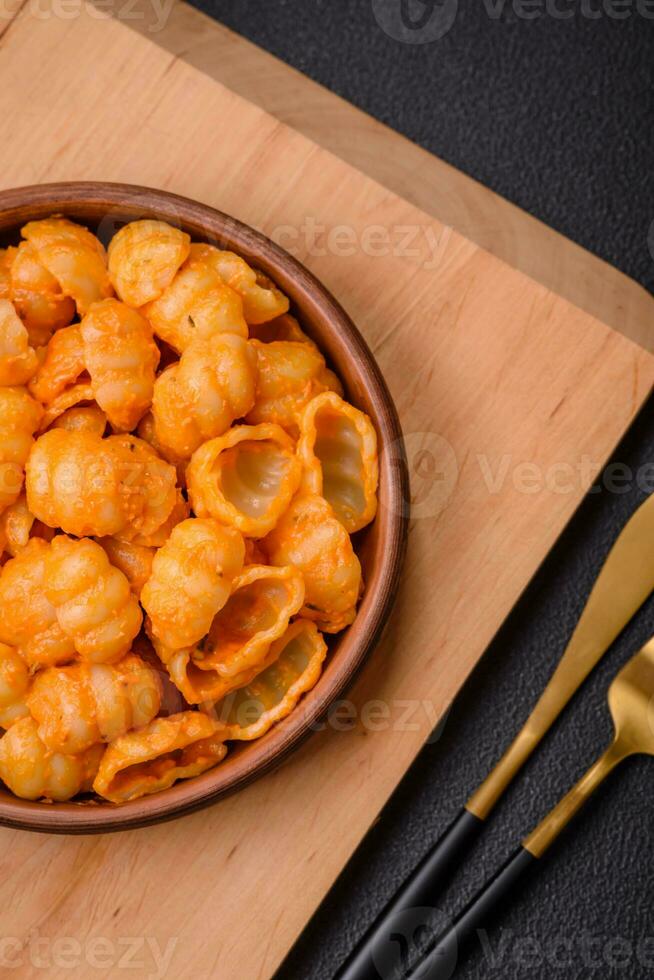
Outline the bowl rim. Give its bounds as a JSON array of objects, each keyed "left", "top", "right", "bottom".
[{"left": 0, "top": 181, "right": 409, "bottom": 833}]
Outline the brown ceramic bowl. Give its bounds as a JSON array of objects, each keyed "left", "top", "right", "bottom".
[{"left": 0, "top": 182, "right": 408, "bottom": 833}]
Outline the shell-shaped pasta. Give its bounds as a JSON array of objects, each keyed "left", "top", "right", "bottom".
[
  {"left": 28, "top": 324, "right": 85, "bottom": 405},
  {"left": 43, "top": 536, "right": 143, "bottom": 664},
  {"left": 137, "top": 411, "right": 188, "bottom": 487},
  {"left": 298, "top": 392, "right": 378, "bottom": 534},
  {"left": 39, "top": 384, "right": 96, "bottom": 431},
  {"left": 141, "top": 247, "right": 248, "bottom": 352},
  {"left": 0, "top": 386, "right": 42, "bottom": 515},
  {"left": 191, "top": 244, "right": 289, "bottom": 324},
  {"left": 187, "top": 424, "right": 303, "bottom": 538},
  {"left": 0, "top": 493, "right": 52, "bottom": 559},
  {"left": 206, "top": 620, "right": 327, "bottom": 740},
  {"left": 93, "top": 711, "right": 227, "bottom": 803},
  {"left": 0, "top": 716, "right": 103, "bottom": 801},
  {"left": 80, "top": 299, "right": 160, "bottom": 431},
  {"left": 125, "top": 488, "right": 189, "bottom": 549},
  {"left": 51, "top": 403, "right": 108, "bottom": 436},
  {"left": 249, "top": 312, "right": 317, "bottom": 348},
  {"left": 0, "top": 496, "right": 31, "bottom": 559},
  {"left": 152, "top": 334, "right": 256, "bottom": 459},
  {"left": 151, "top": 564, "right": 304, "bottom": 702},
  {"left": 142, "top": 518, "right": 245, "bottom": 651},
  {"left": 21, "top": 218, "right": 113, "bottom": 316},
  {"left": 0, "top": 642, "right": 30, "bottom": 729},
  {"left": 109, "top": 435, "right": 178, "bottom": 544},
  {"left": 26, "top": 429, "right": 148, "bottom": 537},
  {"left": 0, "top": 539, "right": 76, "bottom": 667},
  {"left": 150, "top": 638, "right": 276, "bottom": 705},
  {"left": 27, "top": 653, "right": 162, "bottom": 755},
  {"left": 195, "top": 564, "right": 305, "bottom": 678},
  {"left": 0, "top": 248, "right": 13, "bottom": 301},
  {"left": 10, "top": 241, "right": 76, "bottom": 346},
  {"left": 95, "top": 537, "right": 155, "bottom": 597},
  {"left": 246, "top": 339, "right": 342, "bottom": 436},
  {"left": 108, "top": 220, "right": 190, "bottom": 307},
  {"left": 0, "top": 299, "right": 38, "bottom": 385},
  {"left": 265, "top": 492, "right": 362, "bottom": 633}
]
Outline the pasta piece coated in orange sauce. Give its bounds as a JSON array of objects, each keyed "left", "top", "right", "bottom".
[
  {"left": 0, "top": 248, "right": 13, "bottom": 301},
  {"left": 80, "top": 298, "right": 160, "bottom": 432},
  {"left": 0, "top": 717, "right": 103, "bottom": 801},
  {"left": 187, "top": 423, "right": 303, "bottom": 538},
  {"left": 137, "top": 411, "right": 188, "bottom": 486},
  {"left": 247, "top": 339, "right": 342, "bottom": 436},
  {"left": 38, "top": 384, "right": 96, "bottom": 431},
  {"left": 265, "top": 491, "right": 362, "bottom": 633},
  {"left": 93, "top": 711, "right": 227, "bottom": 803},
  {"left": 28, "top": 652, "right": 162, "bottom": 755},
  {"left": 28, "top": 324, "right": 85, "bottom": 405},
  {"left": 298, "top": 391, "right": 378, "bottom": 534},
  {"left": 0, "top": 385, "right": 42, "bottom": 516},
  {"left": 21, "top": 217, "right": 113, "bottom": 316},
  {"left": 108, "top": 434, "right": 178, "bottom": 544},
  {"left": 150, "top": 637, "right": 278, "bottom": 705},
  {"left": 151, "top": 334, "right": 256, "bottom": 459},
  {"left": 108, "top": 220, "right": 190, "bottom": 307},
  {"left": 0, "top": 493, "right": 52, "bottom": 559},
  {"left": 191, "top": 244, "right": 289, "bottom": 324},
  {"left": 9, "top": 241, "right": 76, "bottom": 346},
  {"left": 0, "top": 539, "right": 76, "bottom": 667},
  {"left": 51, "top": 403, "right": 107, "bottom": 436},
  {"left": 122, "top": 487, "right": 189, "bottom": 550},
  {"left": 195, "top": 564, "right": 304, "bottom": 679},
  {"left": 44, "top": 536, "right": 143, "bottom": 664},
  {"left": 142, "top": 244, "right": 248, "bottom": 351},
  {"left": 141, "top": 517, "right": 245, "bottom": 651},
  {"left": 26, "top": 429, "right": 148, "bottom": 538},
  {"left": 206, "top": 620, "right": 327, "bottom": 741},
  {"left": 0, "top": 642, "right": 31, "bottom": 730},
  {"left": 0, "top": 299, "right": 38, "bottom": 386}
]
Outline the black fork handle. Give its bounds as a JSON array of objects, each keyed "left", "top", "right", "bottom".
[
  {"left": 334, "top": 809, "right": 484, "bottom": 980},
  {"left": 405, "top": 847, "right": 537, "bottom": 979}
]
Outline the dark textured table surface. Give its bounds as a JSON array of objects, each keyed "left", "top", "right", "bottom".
[{"left": 191, "top": 3, "right": 654, "bottom": 977}]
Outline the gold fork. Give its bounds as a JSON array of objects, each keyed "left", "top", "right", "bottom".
[{"left": 407, "top": 636, "right": 654, "bottom": 979}]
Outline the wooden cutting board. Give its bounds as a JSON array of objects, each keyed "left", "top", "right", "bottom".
[
  {"left": 1, "top": 6, "right": 653, "bottom": 979},
  {"left": 124, "top": 0, "right": 654, "bottom": 351}
]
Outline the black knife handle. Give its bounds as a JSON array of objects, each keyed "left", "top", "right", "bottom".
[
  {"left": 334, "top": 809, "right": 484, "bottom": 980},
  {"left": 405, "top": 847, "right": 537, "bottom": 980}
]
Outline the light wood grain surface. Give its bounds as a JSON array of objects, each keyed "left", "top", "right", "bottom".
[
  {"left": 120, "top": 0, "right": 654, "bottom": 350},
  {"left": 0, "top": 5, "right": 653, "bottom": 979}
]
